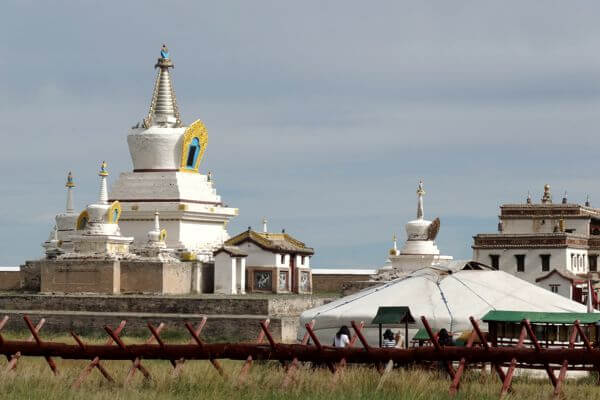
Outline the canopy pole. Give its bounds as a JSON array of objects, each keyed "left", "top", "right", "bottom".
[
  {"left": 379, "top": 324, "right": 382, "bottom": 348},
  {"left": 405, "top": 320, "right": 409, "bottom": 348}
]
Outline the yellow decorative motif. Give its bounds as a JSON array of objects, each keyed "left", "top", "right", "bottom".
[
  {"left": 179, "top": 119, "right": 208, "bottom": 173},
  {"left": 159, "top": 229, "right": 168, "bottom": 241},
  {"left": 107, "top": 201, "right": 122, "bottom": 224},
  {"left": 76, "top": 210, "right": 89, "bottom": 230},
  {"left": 179, "top": 204, "right": 188, "bottom": 211},
  {"left": 180, "top": 251, "right": 197, "bottom": 261},
  {"left": 131, "top": 205, "right": 139, "bottom": 211}
]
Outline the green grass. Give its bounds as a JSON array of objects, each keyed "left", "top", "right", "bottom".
[{"left": 1, "top": 334, "right": 600, "bottom": 399}]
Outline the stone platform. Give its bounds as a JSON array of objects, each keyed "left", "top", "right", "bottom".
[{"left": 0, "top": 293, "right": 331, "bottom": 342}]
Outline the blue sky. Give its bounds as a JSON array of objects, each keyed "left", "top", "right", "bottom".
[{"left": 2, "top": 1, "right": 600, "bottom": 267}]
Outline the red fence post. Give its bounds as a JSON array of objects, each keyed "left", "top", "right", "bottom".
[
  {"left": 421, "top": 316, "right": 456, "bottom": 380},
  {"left": 6, "top": 317, "right": 45, "bottom": 372},
  {"left": 71, "top": 320, "right": 125, "bottom": 389},
  {"left": 238, "top": 318, "right": 270, "bottom": 385},
  {"left": 449, "top": 330, "right": 476, "bottom": 395},
  {"left": 124, "top": 322, "right": 165, "bottom": 385},
  {"left": 185, "top": 321, "right": 226, "bottom": 377},
  {"left": 282, "top": 319, "right": 314, "bottom": 388},
  {"left": 23, "top": 315, "right": 58, "bottom": 376},
  {"left": 172, "top": 317, "right": 207, "bottom": 377},
  {"left": 469, "top": 317, "right": 506, "bottom": 382},
  {"left": 523, "top": 319, "right": 557, "bottom": 388},
  {"left": 499, "top": 321, "right": 527, "bottom": 398},
  {"left": 553, "top": 322, "right": 578, "bottom": 399}
]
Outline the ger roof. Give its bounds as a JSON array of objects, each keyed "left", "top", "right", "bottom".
[
  {"left": 482, "top": 310, "right": 600, "bottom": 324},
  {"left": 225, "top": 230, "right": 314, "bottom": 255}
]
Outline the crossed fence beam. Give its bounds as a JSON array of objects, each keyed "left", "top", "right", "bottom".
[{"left": 0, "top": 314, "right": 598, "bottom": 399}]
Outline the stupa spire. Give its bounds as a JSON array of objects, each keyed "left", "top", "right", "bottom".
[
  {"left": 98, "top": 161, "right": 109, "bottom": 205},
  {"left": 416, "top": 180, "right": 425, "bottom": 220},
  {"left": 143, "top": 44, "right": 182, "bottom": 128},
  {"left": 65, "top": 171, "right": 75, "bottom": 213}
]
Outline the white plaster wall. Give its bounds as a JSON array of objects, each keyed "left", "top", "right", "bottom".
[
  {"left": 473, "top": 248, "right": 568, "bottom": 285},
  {"left": 127, "top": 127, "right": 186, "bottom": 170},
  {"left": 502, "top": 217, "right": 590, "bottom": 235},
  {"left": 214, "top": 252, "right": 235, "bottom": 294},
  {"left": 537, "top": 272, "right": 573, "bottom": 299},
  {"left": 239, "top": 242, "right": 278, "bottom": 267}
]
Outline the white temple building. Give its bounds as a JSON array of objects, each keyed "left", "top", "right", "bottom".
[
  {"left": 379, "top": 181, "right": 452, "bottom": 276},
  {"left": 108, "top": 45, "right": 237, "bottom": 261}
]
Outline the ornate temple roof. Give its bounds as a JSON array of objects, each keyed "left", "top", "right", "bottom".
[{"left": 225, "top": 229, "right": 314, "bottom": 255}]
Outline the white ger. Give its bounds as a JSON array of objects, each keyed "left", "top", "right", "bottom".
[{"left": 298, "top": 261, "right": 588, "bottom": 345}]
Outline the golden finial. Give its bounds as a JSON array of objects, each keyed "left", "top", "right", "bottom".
[
  {"left": 99, "top": 161, "right": 108, "bottom": 177},
  {"left": 65, "top": 171, "right": 75, "bottom": 188}
]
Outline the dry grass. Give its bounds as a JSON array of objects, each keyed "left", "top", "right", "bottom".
[{"left": 1, "top": 334, "right": 600, "bottom": 399}]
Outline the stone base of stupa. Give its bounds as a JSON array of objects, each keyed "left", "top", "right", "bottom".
[{"left": 16, "top": 259, "right": 214, "bottom": 295}]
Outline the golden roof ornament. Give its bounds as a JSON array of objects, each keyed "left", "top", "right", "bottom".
[{"left": 541, "top": 184, "right": 552, "bottom": 204}]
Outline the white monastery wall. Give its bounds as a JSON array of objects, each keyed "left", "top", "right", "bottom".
[
  {"left": 474, "top": 248, "right": 568, "bottom": 285},
  {"left": 502, "top": 218, "right": 590, "bottom": 235},
  {"left": 214, "top": 252, "right": 236, "bottom": 294},
  {"left": 537, "top": 273, "right": 573, "bottom": 299},
  {"left": 240, "top": 242, "right": 278, "bottom": 267}
]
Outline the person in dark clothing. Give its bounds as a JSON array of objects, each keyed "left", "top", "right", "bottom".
[{"left": 438, "top": 328, "right": 453, "bottom": 346}]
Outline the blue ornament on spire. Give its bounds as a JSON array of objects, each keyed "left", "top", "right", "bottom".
[{"left": 160, "top": 44, "right": 169, "bottom": 59}]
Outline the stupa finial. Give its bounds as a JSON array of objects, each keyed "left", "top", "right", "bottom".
[
  {"left": 98, "top": 161, "right": 109, "bottom": 204},
  {"left": 65, "top": 171, "right": 75, "bottom": 213},
  {"left": 416, "top": 179, "right": 425, "bottom": 220},
  {"left": 262, "top": 217, "right": 268, "bottom": 233},
  {"left": 143, "top": 44, "right": 182, "bottom": 128}
]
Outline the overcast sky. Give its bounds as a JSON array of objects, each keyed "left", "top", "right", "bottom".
[{"left": 2, "top": 1, "right": 600, "bottom": 267}]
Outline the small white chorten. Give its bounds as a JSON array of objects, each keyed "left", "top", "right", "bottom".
[
  {"left": 44, "top": 172, "right": 79, "bottom": 253},
  {"left": 71, "top": 162, "right": 134, "bottom": 257},
  {"left": 380, "top": 180, "right": 452, "bottom": 275}
]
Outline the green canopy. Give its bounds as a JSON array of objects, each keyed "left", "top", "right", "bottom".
[
  {"left": 482, "top": 310, "right": 600, "bottom": 325},
  {"left": 371, "top": 306, "right": 416, "bottom": 325},
  {"left": 412, "top": 328, "right": 430, "bottom": 341}
]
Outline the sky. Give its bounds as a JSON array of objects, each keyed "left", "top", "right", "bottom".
[{"left": 2, "top": 1, "right": 600, "bottom": 267}]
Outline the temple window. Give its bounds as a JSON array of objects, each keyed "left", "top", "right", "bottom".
[
  {"left": 590, "top": 255, "right": 598, "bottom": 272},
  {"left": 550, "top": 284, "right": 559, "bottom": 294},
  {"left": 540, "top": 254, "right": 550, "bottom": 272},
  {"left": 515, "top": 254, "right": 525, "bottom": 272},
  {"left": 489, "top": 254, "right": 500, "bottom": 270},
  {"left": 185, "top": 138, "right": 201, "bottom": 169}
]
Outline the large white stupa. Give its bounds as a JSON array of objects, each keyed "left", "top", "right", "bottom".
[
  {"left": 109, "top": 45, "right": 237, "bottom": 261},
  {"left": 379, "top": 181, "right": 452, "bottom": 276}
]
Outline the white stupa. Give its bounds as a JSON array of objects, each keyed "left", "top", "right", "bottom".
[
  {"left": 109, "top": 45, "right": 237, "bottom": 261},
  {"left": 43, "top": 172, "right": 78, "bottom": 255},
  {"left": 380, "top": 180, "right": 452, "bottom": 276},
  {"left": 70, "top": 161, "right": 133, "bottom": 257}
]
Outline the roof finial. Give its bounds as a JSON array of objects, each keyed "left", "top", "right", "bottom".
[
  {"left": 541, "top": 184, "right": 552, "bottom": 204},
  {"left": 562, "top": 191, "right": 568, "bottom": 204},
  {"left": 143, "top": 44, "right": 182, "bottom": 128},
  {"left": 262, "top": 217, "right": 268, "bottom": 233},
  {"left": 526, "top": 191, "right": 532, "bottom": 204},
  {"left": 389, "top": 233, "right": 399, "bottom": 256},
  {"left": 586, "top": 195, "right": 591, "bottom": 207},
  {"left": 416, "top": 179, "right": 425, "bottom": 220},
  {"left": 98, "top": 161, "right": 108, "bottom": 205}
]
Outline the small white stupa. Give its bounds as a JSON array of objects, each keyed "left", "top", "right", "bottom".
[
  {"left": 70, "top": 161, "right": 134, "bottom": 257},
  {"left": 43, "top": 172, "right": 79, "bottom": 254},
  {"left": 379, "top": 180, "right": 452, "bottom": 277},
  {"left": 138, "top": 211, "right": 174, "bottom": 260}
]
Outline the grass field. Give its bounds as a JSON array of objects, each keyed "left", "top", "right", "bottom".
[{"left": 1, "top": 334, "right": 600, "bottom": 399}]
